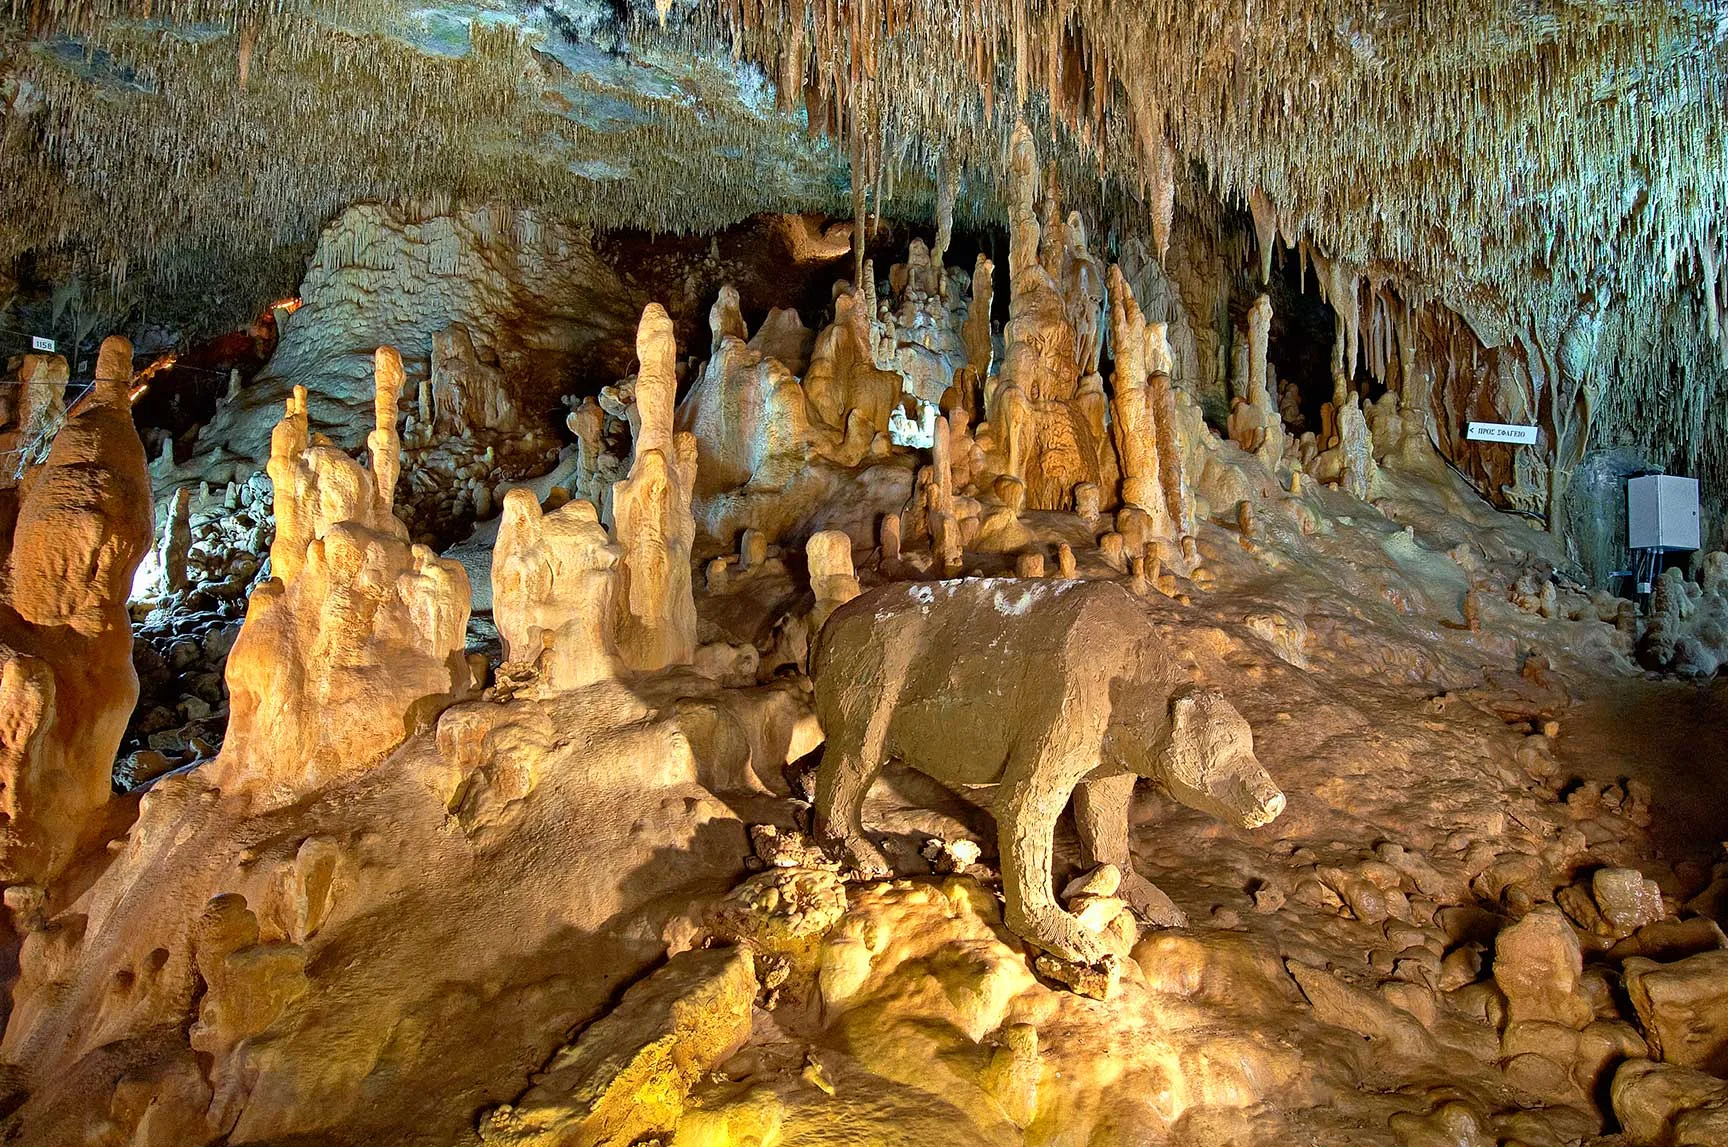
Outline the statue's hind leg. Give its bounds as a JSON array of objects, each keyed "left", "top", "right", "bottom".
[{"left": 813, "top": 693, "right": 893, "bottom": 878}]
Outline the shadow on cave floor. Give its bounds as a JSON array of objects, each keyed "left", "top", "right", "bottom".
[{"left": 1556, "top": 676, "right": 1728, "bottom": 859}]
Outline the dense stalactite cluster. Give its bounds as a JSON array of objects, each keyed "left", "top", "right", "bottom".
[
  {"left": 0, "top": 1, "right": 852, "bottom": 330},
  {"left": 3, "top": 0, "right": 1725, "bottom": 545}
]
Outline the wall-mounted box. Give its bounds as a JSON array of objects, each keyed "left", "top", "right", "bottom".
[{"left": 1627, "top": 474, "right": 1701, "bottom": 552}]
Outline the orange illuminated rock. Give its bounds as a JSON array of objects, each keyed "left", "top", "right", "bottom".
[
  {"left": 493, "top": 489, "right": 622, "bottom": 690},
  {"left": 213, "top": 351, "right": 471, "bottom": 801},
  {"left": 0, "top": 335, "right": 152, "bottom": 885}
]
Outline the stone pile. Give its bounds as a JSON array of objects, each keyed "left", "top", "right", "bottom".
[{"left": 122, "top": 474, "right": 275, "bottom": 785}]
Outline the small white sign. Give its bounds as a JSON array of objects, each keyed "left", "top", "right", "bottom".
[
  {"left": 1466, "top": 421, "right": 1538, "bottom": 445},
  {"left": 30, "top": 336, "right": 55, "bottom": 353}
]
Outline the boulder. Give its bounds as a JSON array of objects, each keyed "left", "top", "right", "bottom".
[
  {"left": 1624, "top": 949, "right": 1728, "bottom": 1073},
  {"left": 1492, "top": 907, "right": 1594, "bottom": 1029},
  {"left": 1611, "top": 1058, "right": 1728, "bottom": 1146}
]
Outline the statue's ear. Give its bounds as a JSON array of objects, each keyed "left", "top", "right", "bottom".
[
  {"left": 1168, "top": 685, "right": 1213, "bottom": 723},
  {"left": 1167, "top": 686, "right": 1226, "bottom": 745}
]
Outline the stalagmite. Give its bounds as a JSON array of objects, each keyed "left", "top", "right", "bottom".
[
  {"left": 611, "top": 304, "right": 699, "bottom": 672},
  {"left": 1100, "top": 531, "right": 1126, "bottom": 572},
  {"left": 370, "top": 347, "right": 405, "bottom": 511},
  {"left": 879, "top": 512, "right": 902, "bottom": 563},
  {"left": 214, "top": 353, "right": 471, "bottom": 800},
  {"left": 493, "top": 490, "right": 622, "bottom": 690},
  {"left": 1334, "top": 393, "right": 1375, "bottom": 500},
  {"left": 973, "top": 475, "right": 1033, "bottom": 555},
  {"left": 710, "top": 284, "right": 749, "bottom": 352},
  {"left": 1228, "top": 295, "right": 1283, "bottom": 467},
  {"left": 16, "top": 354, "right": 67, "bottom": 450},
  {"left": 1248, "top": 295, "right": 1273, "bottom": 417},
  {"left": 1309, "top": 393, "right": 1379, "bottom": 502},
  {"left": 1107, "top": 266, "right": 1174, "bottom": 538},
  {"left": 987, "top": 124, "right": 1108, "bottom": 510},
  {"left": 568, "top": 397, "right": 607, "bottom": 509},
  {"left": 0, "top": 336, "right": 151, "bottom": 885},
  {"left": 805, "top": 530, "right": 861, "bottom": 633},
  {"left": 1148, "top": 373, "right": 1196, "bottom": 543},
  {"left": 959, "top": 253, "right": 995, "bottom": 412},
  {"left": 160, "top": 487, "right": 192, "bottom": 594},
  {"left": 802, "top": 288, "right": 903, "bottom": 435},
  {"left": 676, "top": 287, "right": 823, "bottom": 545}
]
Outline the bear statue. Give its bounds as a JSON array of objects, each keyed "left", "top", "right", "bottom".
[{"left": 811, "top": 578, "right": 1285, "bottom": 966}]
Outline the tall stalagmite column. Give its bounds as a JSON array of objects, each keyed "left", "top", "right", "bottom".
[
  {"left": 612, "top": 304, "right": 698, "bottom": 672},
  {"left": 369, "top": 346, "right": 406, "bottom": 510},
  {"left": 1107, "top": 266, "right": 1175, "bottom": 539},
  {"left": 0, "top": 336, "right": 152, "bottom": 885},
  {"left": 1247, "top": 293, "right": 1283, "bottom": 466},
  {"left": 218, "top": 350, "right": 471, "bottom": 802}
]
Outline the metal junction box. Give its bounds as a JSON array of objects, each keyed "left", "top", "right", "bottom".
[{"left": 1627, "top": 474, "right": 1701, "bottom": 552}]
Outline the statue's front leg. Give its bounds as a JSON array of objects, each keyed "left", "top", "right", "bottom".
[
  {"left": 999, "top": 779, "right": 1108, "bottom": 966},
  {"left": 1074, "top": 772, "right": 1188, "bottom": 928}
]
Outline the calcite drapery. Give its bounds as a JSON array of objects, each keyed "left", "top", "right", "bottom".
[
  {"left": 0, "top": 336, "right": 152, "bottom": 885},
  {"left": 214, "top": 350, "right": 471, "bottom": 800},
  {"left": 612, "top": 304, "right": 699, "bottom": 673}
]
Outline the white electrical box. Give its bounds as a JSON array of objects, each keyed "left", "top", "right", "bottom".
[{"left": 1627, "top": 475, "right": 1701, "bottom": 552}]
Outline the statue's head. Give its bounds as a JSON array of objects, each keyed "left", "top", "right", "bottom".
[{"left": 1149, "top": 687, "right": 1285, "bottom": 829}]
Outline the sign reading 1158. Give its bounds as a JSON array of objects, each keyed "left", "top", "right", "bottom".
[{"left": 1466, "top": 421, "right": 1538, "bottom": 445}]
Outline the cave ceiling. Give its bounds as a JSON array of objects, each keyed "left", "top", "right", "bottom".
[{"left": 0, "top": 1, "right": 1725, "bottom": 473}]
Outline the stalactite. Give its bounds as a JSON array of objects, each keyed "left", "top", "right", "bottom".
[
  {"left": 3, "top": 1, "right": 1727, "bottom": 521},
  {"left": 1248, "top": 188, "right": 1277, "bottom": 285}
]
